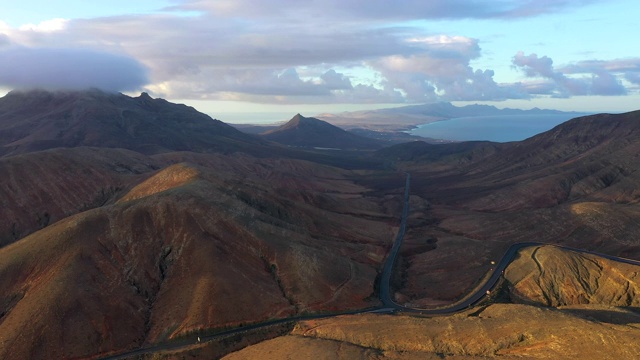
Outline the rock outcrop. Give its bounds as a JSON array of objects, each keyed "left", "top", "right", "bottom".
[
  {"left": 222, "top": 304, "right": 640, "bottom": 359},
  {"left": 505, "top": 245, "right": 640, "bottom": 307}
]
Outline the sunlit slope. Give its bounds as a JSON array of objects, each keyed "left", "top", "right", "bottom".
[{"left": 224, "top": 304, "right": 640, "bottom": 359}]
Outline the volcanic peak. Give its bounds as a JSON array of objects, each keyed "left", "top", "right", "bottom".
[{"left": 261, "top": 114, "right": 383, "bottom": 150}]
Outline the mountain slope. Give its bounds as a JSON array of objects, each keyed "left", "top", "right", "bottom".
[
  {"left": 0, "top": 89, "right": 266, "bottom": 157},
  {"left": 383, "top": 110, "right": 640, "bottom": 306},
  {"left": 0, "top": 147, "right": 160, "bottom": 247},
  {"left": 0, "top": 155, "right": 400, "bottom": 359},
  {"left": 261, "top": 114, "right": 384, "bottom": 150}
]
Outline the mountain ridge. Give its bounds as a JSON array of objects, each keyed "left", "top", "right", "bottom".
[{"left": 0, "top": 89, "right": 265, "bottom": 157}]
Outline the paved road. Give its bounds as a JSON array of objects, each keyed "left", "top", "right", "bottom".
[
  {"left": 98, "top": 172, "right": 640, "bottom": 358},
  {"left": 379, "top": 172, "right": 411, "bottom": 308},
  {"left": 376, "top": 173, "right": 640, "bottom": 314},
  {"left": 98, "top": 307, "right": 379, "bottom": 360}
]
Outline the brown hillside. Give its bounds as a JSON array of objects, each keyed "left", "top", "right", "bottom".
[
  {"left": 0, "top": 89, "right": 264, "bottom": 157},
  {"left": 505, "top": 245, "right": 640, "bottom": 307},
  {"left": 0, "top": 155, "right": 400, "bottom": 359},
  {"left": 0, "top": 147, "right": 160, "bottom": 247}
]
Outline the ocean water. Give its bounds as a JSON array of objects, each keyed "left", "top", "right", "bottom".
[{"left": 409, "top": 114, "right": 584, "bottom": 142}]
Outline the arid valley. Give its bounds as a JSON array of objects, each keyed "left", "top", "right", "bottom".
[
  {"left": 1, "top": 89, "right": 640, "bottom": 359},
  {"left": 2, "top": 1, "right": 640, "bottom": 359}
]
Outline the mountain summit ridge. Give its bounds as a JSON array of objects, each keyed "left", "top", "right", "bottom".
[{"left": 0, "top": 89, "right": 264, "bottom": 157}]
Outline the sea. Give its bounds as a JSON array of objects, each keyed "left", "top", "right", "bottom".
[{"left": 409, "top": 114, "right": 588, "bottom": 142}]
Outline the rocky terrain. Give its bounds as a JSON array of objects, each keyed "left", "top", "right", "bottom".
[
  {"left": 505, "top": 245, "right": 640, "bottom": 307},
  {"left": 221, "top": 303, "right": 640, "bottom": 359}
]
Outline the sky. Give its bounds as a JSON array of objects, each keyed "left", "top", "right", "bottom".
[{"left": 0, "top": 0, "right": 639, "bottom": 122}]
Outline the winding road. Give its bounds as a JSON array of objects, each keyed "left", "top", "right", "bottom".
[{"left": 99, "top": 172, "right": 640, "bottom": 359}]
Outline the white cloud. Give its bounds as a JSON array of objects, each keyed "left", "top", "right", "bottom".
[
  {"left": 513, "top": 52, "right": 632, "bottom": 96},
  {"left": 368, "top": 37, "right": 528, "bottom": 101},
  {"left": 18, "top": 18, "right": 69, "bottom": 32}
]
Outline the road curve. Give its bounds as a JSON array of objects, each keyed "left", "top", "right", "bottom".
[
  {"left": 376, "top": 173, "right": 640, "bottom": 314},
  {"left": 98, "top": 172, "right": 640, "bottom": 359}
]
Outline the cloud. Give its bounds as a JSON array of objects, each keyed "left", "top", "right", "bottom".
[
  {"left": 626, "top": 72, "right": 640, "bottom": 85},
  {"left": 18, "top": 18, "right": 69, "bottom": 32},
  {"left": 320, "top": 70, "right": 353, "bottom": 90},
  {"left": 0, "top": 34, "right": 9, "bottom": 47},
  {"left": 513, "top": 52, "right": 632, "bottom": 96},
  {"left": 369, "top": 36, "right": 528, "bottom": 102},
  {"left": 561, "top": 58, "right": 640, "bottom": 88},
  {"left": 0, "top": 47, "right": 149, "bottom": 91},
  {"left": 169, "top": 0, "right": 599, "bottom": 20},
  {"left": 1, "top": 0, "right": 631, "bottom": 105}
]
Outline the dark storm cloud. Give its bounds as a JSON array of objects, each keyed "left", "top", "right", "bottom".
[{"left": 0, "top": 47, "right": 149, "bottom": 91}]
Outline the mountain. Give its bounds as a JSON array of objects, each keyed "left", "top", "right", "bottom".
[
  {"left": 379, "top": 110, "right": 640, "bottom": 307},
  {"left": 0, "top": 155, "right": 400, "bottom": 359},
  {"left": 0, "top": 90, "right": 405, "bottom": 358},
  {"left": 3, "top": 88, "right": 640, "bottom": 359},
  {"left": 260, "top": 114, "right": 384, "bottom": 150},
  {"left": 0, "top": 89, "right": 266, "bottom": 157},
  {"left": 0, "top": 90, "right": 393, "bottom": 249}
]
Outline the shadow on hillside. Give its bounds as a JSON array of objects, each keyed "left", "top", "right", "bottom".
[{"left": 561, "top": 307, "right": 640, "bottom": 325}]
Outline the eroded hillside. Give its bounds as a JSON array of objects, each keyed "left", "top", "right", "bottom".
[
  {"left": 0, "top": 154, "right": 402, "bottom": 359},
  {"left": 386, "top": 110, "right": 640, "bottom": 306},
  {"left": 505, "top": 245, "right": 640, "bottom": 307}
]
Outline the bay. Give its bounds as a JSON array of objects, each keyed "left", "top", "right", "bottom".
[{"left": 409, "top": 114, "right": 587, "bottom": 142}]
